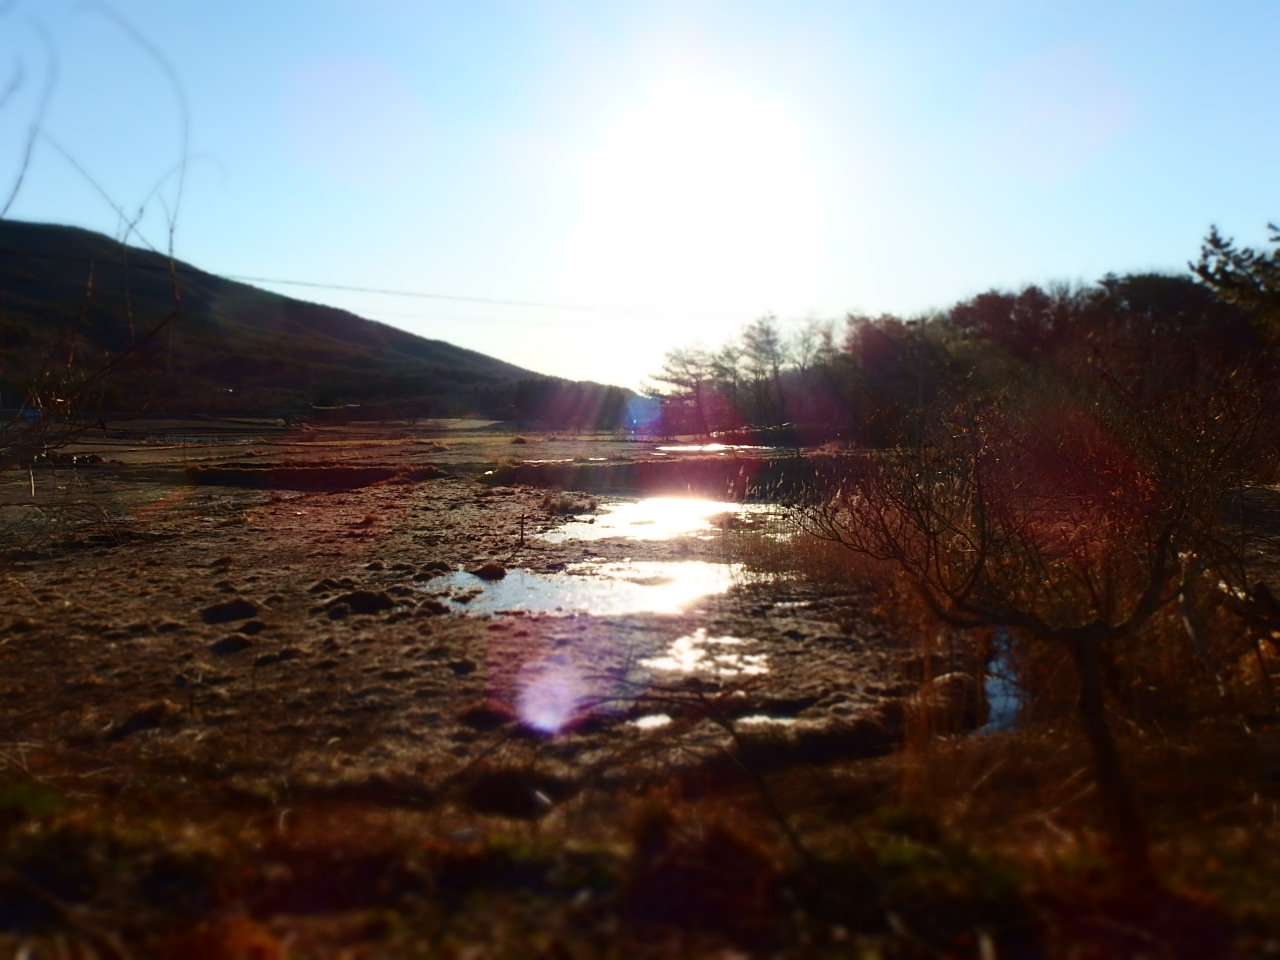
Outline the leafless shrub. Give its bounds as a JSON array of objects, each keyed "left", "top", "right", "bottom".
[
  {"left": 0, "top": 6, "right": 188, "bottom": 558},
  {"left": 782, "top": 355, "right": 1270, "bottom": 880}
]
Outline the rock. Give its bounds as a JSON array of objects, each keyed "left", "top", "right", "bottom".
[
  {"left": 201, "top": 597, "right": 262, "bottom": 624},
  {"left": 325, "top": 590, "right": 395, "bottom": 615},
  {"left": 308, "top": 577, "right": 357, "bottom": 594},
  {"left": 210, "top": 634, "right": 255, "bottom": 655},
  {"left": 108, "top": 699, "right": 183, "bottom": 741},
  {"left": 908, "top": 671, "right": 988, "bottom": 733},
  {"left": 254, "top": 647, "right": 301, "bottom": 667},
  {"left": 458, "top": 700, "right": 517, "bottom": 730},
  {"left": 470, "top": 561, "right": 507, "bottom": 581}
]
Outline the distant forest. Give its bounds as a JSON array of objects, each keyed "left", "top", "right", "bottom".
[
  {"left": 5, "top": 219, "right": 1280, "bottom": 441},
  {"left": 321, "top": 376, "right": 633, "bottom": 431},
  {"left": 647, "top": 225, "right": 1280, "bottom": 451}
]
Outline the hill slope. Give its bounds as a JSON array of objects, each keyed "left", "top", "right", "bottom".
[{"left": 0, "top": 219, "right": 540, "bottom": 415}]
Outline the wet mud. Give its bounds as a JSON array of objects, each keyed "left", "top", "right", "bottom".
[{"left": 0, "top": 427, "right": 983, "bottom": 819}]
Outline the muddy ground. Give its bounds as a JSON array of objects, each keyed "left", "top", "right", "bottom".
[
  {"left": 0, "top": 422, "right": 936, "bottom": 824},
  {"left": 4, "top": 421, "right": 1280, "bottom": 956}
]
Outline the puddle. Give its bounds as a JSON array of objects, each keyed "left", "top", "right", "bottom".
[
  {"left": 540, "top": 497, "right": 770, "bottom": 543},
  {"left": 639, "top": 627, "right": 769, "bottom": 677},
  {"left": 523, "top": 458, "right": 608, "bottom": 464},
  {"left": 628, "top": 712, "right": 792, "bottom": 732},
  {"left": 981, "top": 627, "right": 1024, "bottom": 733},
  {"left": 630, "top": 714, "right": 673, "bottom": 730},
  {"left": 430, "top": 560, "right": 744, "bottom": 616},
  {"left": 654, "top": 444, "right": 777, "bottom": 454},
  {"left": 146, "top": 435, "right": 260, "bottom": 445}
]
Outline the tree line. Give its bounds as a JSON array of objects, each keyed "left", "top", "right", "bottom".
[
  {"left": 766, "top": 225, "right": 1280, "bottom": 881},
  {"left": 649, "top": 226, "right": 1280, "bottom": 453}
]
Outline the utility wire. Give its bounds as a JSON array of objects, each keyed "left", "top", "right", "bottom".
[
  {"left": 0, "top": 246, "right": 765, "bottom": 322},
  {"left": 221, "top": 273, "right": 657, "bottom": 316}
]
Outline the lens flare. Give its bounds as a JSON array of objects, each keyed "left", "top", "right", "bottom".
[{"left": 515, "top": 656, "right": 586, "bottom": 735}]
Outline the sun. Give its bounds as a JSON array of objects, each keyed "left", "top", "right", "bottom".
[{"left": 558, "top": 69, "right": 827, "bottom": 317}]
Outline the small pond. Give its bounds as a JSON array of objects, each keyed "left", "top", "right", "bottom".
[
  {"left": 639, "top": 627, "right": 769, "bottom": 677},
  {"left": 653, "top": 443, "right": 778, "bottom": 454},
  {"left": 981, "top": 627, "right": 1024, "bottom": 733},
  {"left": 539, "top": 496, "right": 773, "bottom": 543},
  {"left": 432, "top": 559, "right": 745, "bottom": 617},
  {"left": 145, "top": 435, "right": 262, "bottom": 445},
  {"left": 426, "top": 496, "right": 780, "bottom": 616}
]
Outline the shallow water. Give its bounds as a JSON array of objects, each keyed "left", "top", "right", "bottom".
[
  {"left": 539, "top": 496, "right": 770, "bottom": 543},
  {"left": 639, "top": 627, "right": 769, "bottom": 676},
  {"left": 653, "top": 444, "right": 777, "bottom": 454},
  {"left": 981, "top": 627, "right": 1024, "bottom": 733},
  {"left": 630, "top": 714, "right": 674, "bottom": 730},
  {"left": 432, "top": 560, "right": 744, "bottom": 616},
  {"left": 146, "top": 435, "right": 260, "bottom": 445}
]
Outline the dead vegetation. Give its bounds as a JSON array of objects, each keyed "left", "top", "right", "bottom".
[{"left": 0, "top": 421, "right": 1278, "bottom": 956}]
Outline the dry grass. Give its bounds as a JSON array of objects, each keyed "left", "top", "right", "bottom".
[
  {"left": 717, "top": 501, "right": 1280, "bottom": 950},
  {"left": 4, "top": 438, "right": 1280, "bottom": 953},
  {"left": 2, "top": 680, "right": 1277, "bottom": 955}
]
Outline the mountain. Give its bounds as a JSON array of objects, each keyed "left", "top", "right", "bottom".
[{"left": 0, "top": 219, "right": 547, "bottom": 417}]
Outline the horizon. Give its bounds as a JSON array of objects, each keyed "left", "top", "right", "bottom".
[{"left": 2, "top": 1, "right": 1277, "bottom": 393}]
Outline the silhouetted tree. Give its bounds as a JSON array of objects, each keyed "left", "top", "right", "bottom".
[
  {"left": 741, "top": 315, "right": 788, "bottom": 426},
  {"left": 795, "top": 350, "right": 1269, "bottom": 880},
  {"left": 1191, "top": 223, "right": 1280, "bottom": 330},
  {"left": 651, "top": 346, "right": 716, "bottom": 437}
]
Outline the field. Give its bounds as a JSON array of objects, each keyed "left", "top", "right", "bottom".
[{"left": 1, "top": 420, "right": 1279, "bottom": 957}]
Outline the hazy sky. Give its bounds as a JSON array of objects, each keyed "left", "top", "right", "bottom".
[{"left": 2, "top": 1, "right": 1276, "bottom": 391}]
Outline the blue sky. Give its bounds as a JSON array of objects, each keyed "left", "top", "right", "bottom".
[{"left": 2, "top": 1, "right": 1277, "bottom": 391}]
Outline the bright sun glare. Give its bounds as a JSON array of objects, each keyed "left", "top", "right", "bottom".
[{"left": 559, "top": 70, "right": 827, "bottom": 317}]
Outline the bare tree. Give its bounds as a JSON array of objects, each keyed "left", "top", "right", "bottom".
[
  {"left": 649, "top": 346, "right": 716, "bottom": 438},
  {"left": 741, "top": 314, "right": 787, "bottom": 426},
  {"left": 1191, "top": 223, "right": 1280, "bottom": 330},
  {"left": 791, "top": 357, "right": 1268, "bottom": 880},
  {"left": 0, "top": 6, "right": 188, "bottom": 550}
]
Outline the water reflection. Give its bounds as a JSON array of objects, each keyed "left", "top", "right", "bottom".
[
  {"left": 639, "top": 627, "right": 769, "bottom": 677},
  {"left": 630, "top": 714, "right": 673, "bottom": 730},
  {"left": 540, "top": 496, "right": 768, "bottom": 543},
  {"left": 981, "top": 627, "right": 1024, "bottom": 733},
  {"left": 654, "top": 443, "right": 775, "bottom": 453},
  {"left": 429, "top": 561, "right": 742, "bottom": 616},
  {"left": 146, "top": 435, "right": 261, "bottom": 445}
]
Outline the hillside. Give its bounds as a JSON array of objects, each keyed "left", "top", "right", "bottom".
[{"left": 0, "top": 219, "right": 544, "bottom": 416}]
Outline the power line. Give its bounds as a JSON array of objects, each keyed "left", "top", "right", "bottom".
[
  {"left": 355, "top": 307, "right": 670, "bottom": 331},
  {"left": 222, "top": 274, "right": 657, "bottom": 316},
  {"left": 0, "top": 243, "right": 801, "bottom": 323}
]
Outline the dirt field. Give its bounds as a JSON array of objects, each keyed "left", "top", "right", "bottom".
[
  {"left": 5, "top": 421, "right": 1279, "bottom": 956},
  {"left": 2, "top": 421, "right": 970, "bottom": 955}
]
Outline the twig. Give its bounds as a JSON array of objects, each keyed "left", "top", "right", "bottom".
[{"left": 0, "top": 866, "right": 133, "bottom": 960}]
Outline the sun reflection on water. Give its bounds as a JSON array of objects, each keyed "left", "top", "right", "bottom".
[
  {"left": 539, "top": 496, "right": 770, "bottom": 543},
  {"left": 639, "top": 627, "right": 769, "bottom": 677},
  {"left": 432, "top": 560, "right": 744, "bottom": 617}
]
